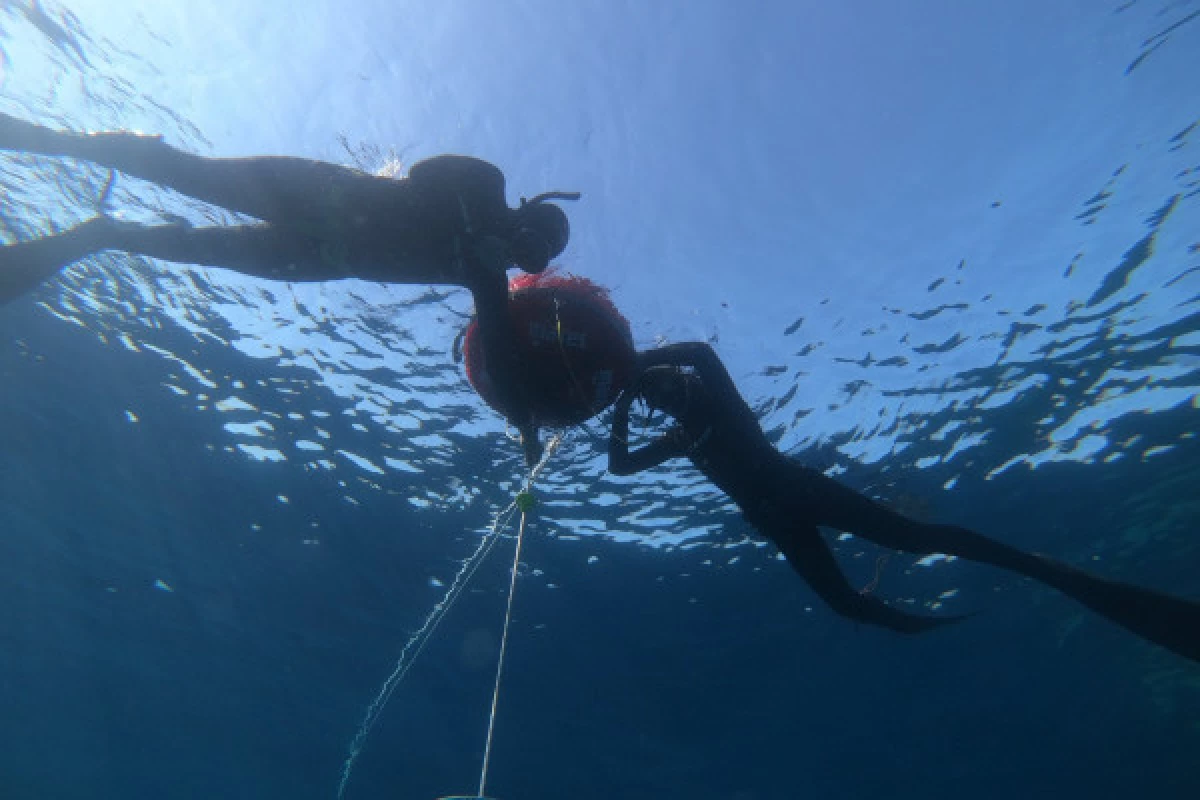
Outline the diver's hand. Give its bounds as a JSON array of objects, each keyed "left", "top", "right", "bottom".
[{"left": 520, "top": 425, "right": 544, "bottom": 468}]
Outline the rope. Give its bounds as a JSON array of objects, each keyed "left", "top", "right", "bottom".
[
  {"left": 477, "top": 505, "right": 529, "bottom": 798},
  {"left": 335, "top": 434, "right": 562, "bottom": 800},
  {"left": 335, "top": 502, "right": 515, "bottom": 800},
  {"left": 475, "top": 434, "right": 560, "bottom": 796}
]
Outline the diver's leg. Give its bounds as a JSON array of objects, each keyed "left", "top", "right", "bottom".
[
  {"left": 0, "top": 215, "right": 504, "bottom": 292},
  {"left": 0, "top": 218, "right": 112, "bottom": 304},
  {"left": 797, "top": 466, "right": 1200, "bottom": 663},
  {"left": 1016, "top": 558, "right": 1200, "bottom": 663},
  {"left": 0, "top": 111, "right": 398, "bottom": 232},
  {"left": 796, "top": 465, "right": 1043, "bottom": 567},
  {"left": 96, "top": 219, "right": 340, "bottom": 281},
  {"left": 1, "top": 218, "right": 336, "bottom": 305},
  {"left": 772, "top": 524, "right": 967, "bottom": 634}
]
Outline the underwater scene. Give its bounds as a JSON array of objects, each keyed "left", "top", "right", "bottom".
[{"left": 1, "top": 1, "right": 1198, "bottom": 798}]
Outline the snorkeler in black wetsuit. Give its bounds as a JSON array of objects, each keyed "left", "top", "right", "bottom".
[
  {"left": 609, "top": 341, "right": 1200, "bottom": 663},
  {"left": 0, "top": 112, "right": 576, "bottom": 464}
]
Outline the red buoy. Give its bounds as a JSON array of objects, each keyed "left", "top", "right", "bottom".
[{"left": 462, "top": 271, "right": 635, "bottom": 428}]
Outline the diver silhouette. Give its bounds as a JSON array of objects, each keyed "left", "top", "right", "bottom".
[
  {"left": 609, "top": 341, "right": 1200, "bottom": 663},
  {"left": 0, "top": 112, "right": 578, "bottom": 464}
]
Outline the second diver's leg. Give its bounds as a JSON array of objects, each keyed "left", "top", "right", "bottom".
[
  {"left": 797, "top": 466, "right": 1200, "bottom": 663},
  {"left": 771, "top": 524, "right": 968, "bottom": 634},
  {"left": 0, "top": 111, "right": 401, "bottom": 233}
]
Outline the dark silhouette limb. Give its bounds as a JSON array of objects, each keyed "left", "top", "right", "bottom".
[
  {"left": 0, "top": 217, "right": 112, "bottom": 303},
  {"left": 772, "top": 523, "right": 969, "bottom": 634},
  {"left": 793, "top": 464, "right": 1200, "bottom": 663},
  {"left": 0, "top": 216, "right": 346, "bottom": 305},
  {"left": 0, "top": 111, "right": 412, "bottom": 235}
]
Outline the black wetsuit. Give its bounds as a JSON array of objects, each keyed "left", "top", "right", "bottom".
[
  {"left": 0, "top": 112, "right": 554, "bottom": 463},
  {"left": 609, "top": 341, "right": 1200, "bottom": 663}
]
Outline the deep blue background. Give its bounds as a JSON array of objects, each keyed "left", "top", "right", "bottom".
[{"left": 2, "top": 295, "right": 1197, "bottom": 800}]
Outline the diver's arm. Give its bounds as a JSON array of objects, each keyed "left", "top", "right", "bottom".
[
  {"left": 608, "top": 386, "right": 688, "bottom": 475},
  {"left": 635, "top": 342, "right": 748, "bottom": 416},
  {"left": 463, "top": 266, "right": 543, "bottom": 466}
]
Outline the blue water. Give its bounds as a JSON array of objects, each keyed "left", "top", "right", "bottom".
[{"left": 2, "top": 1, "right": 1199, "bottom": 798}]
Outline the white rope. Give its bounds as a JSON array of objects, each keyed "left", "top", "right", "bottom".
[
  {"left": 335, "top": 433, "right": 563, "bottom": 799},
  {"left": 477, "top": 505, "right": 529, "bottom": 798},
  {"left": 335, "top": 502, "right": 515, "bottom": 800}
]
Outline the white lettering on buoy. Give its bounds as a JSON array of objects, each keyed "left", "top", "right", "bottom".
[{"left": 528, "top": 321, "right": 588, "bottom": 349}]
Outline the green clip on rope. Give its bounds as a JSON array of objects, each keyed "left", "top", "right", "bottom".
[{"left": 514, "top": 490, "right": 537, "bottom": 514}]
